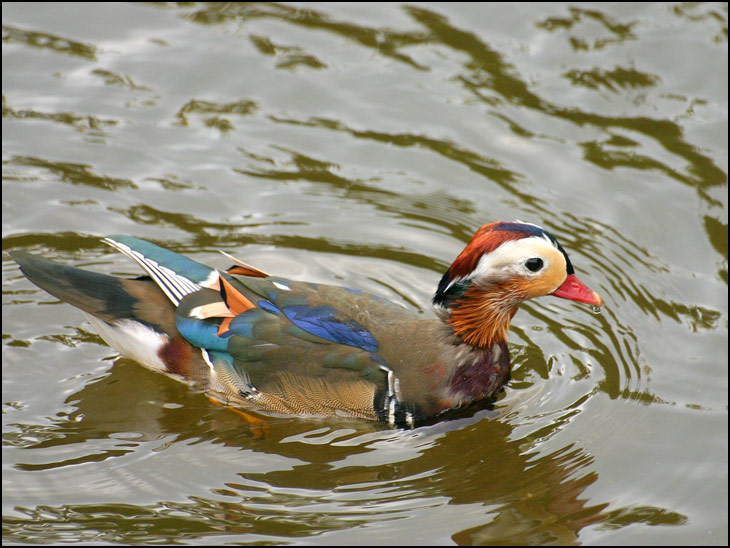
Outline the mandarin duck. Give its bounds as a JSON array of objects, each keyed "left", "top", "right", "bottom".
[{"left": 11, "top": 221, "right": 602, "bottom": 427}]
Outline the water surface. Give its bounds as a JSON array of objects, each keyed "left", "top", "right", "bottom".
[{"left": 3, "top": 2, "right": 727, "bottom": 545}]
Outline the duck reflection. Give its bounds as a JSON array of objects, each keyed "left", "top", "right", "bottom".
[{"left": 8, "top": 356, "right": 686, "bottom": 544}]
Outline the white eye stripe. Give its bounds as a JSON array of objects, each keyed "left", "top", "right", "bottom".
[{"left": 470, "top": 237, "right": 562, "bottom": 280}]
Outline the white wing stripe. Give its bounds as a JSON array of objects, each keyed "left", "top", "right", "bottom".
[
  {"left": 148, "top": 259, "right": 198, "bottom": 299},
  {"left": 144, "top": 261, "right": 187, "bottom": 303},
  {"left": 103, "top": 238, "right": 203, "bottom": 305}
]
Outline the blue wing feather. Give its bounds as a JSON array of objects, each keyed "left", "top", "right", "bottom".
[
  {"left": 175, "top": 314, "right": 231, "bottom": 350},
  {"left": 172, "top": 271, "right": 381, "bottom": 355},
  {"left": 257, "top": 300, "right": 280, "bottom": 315},
  {"left": 282, "top": 305, "right": 378, "bottom": 352}
]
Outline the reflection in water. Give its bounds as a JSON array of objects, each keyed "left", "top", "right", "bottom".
[
  {"left": 182, "top": 2, "right": 728, "bottom": 278},
  {"left": 2, "top": 24, "right": 98, "bottom": 60},
  {"left": 2, "top": 1, "right": 724, "bottom": 545},
  {"left": 4, "top": 356, "right": 686, "bottom": 544},
  {"left": 178, "top": 2, "right": 726, "bottom": 198}
]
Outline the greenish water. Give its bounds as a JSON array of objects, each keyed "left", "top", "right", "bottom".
[{"left": 3, "top": 2, "right": 727, "bottom": 545}]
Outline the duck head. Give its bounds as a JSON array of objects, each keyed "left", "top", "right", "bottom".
[{"left": 433, "top": 221, "right": 603, "bottom": 348}]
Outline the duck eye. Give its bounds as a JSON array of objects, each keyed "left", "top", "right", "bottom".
[{"left": 525, "top": 257, "right": 543, "bottom": 272}]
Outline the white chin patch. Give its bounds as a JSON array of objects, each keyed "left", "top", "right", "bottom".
[{"left": 83, "top": 313, "right": 168, "bottom": 372}]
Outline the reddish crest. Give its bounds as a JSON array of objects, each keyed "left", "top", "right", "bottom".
[{"left": 448, "top": 222, "right": 534, "bottom": 280}]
